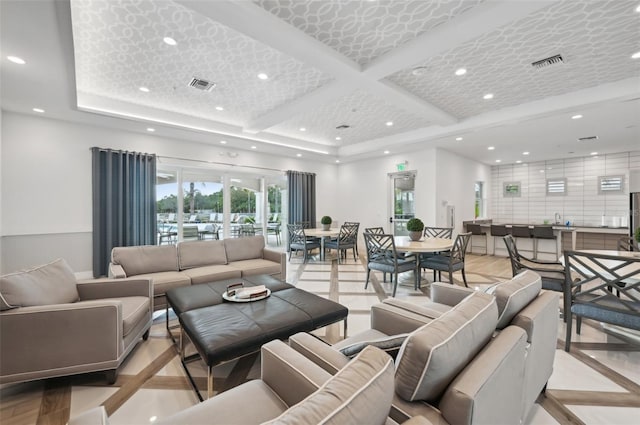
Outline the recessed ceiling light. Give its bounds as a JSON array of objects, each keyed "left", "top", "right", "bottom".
[
  {"left": 335, "top": 136, "right": 341, "bottom": 141},
  {"left": 296, "top": 153, "right": 302, "bottom": 157},
  {"left": 383, "top": 150, "right": 390, "bottom": 154},
  {"left": 220, "top": 140, "right": 227, "bottom": 144},
  {"left": 488, "top": 146, "right": 495, "bottom": 150},
  {"left": 636, "top": 4, "right": 640, "bottom": 12},
  {"left": 163, "top": 37, "right": 177, "bottom": 46},
  {"left": 632, "top": 51, "right": 640, "bottom": 59},
  {"left": 539, "top": 169, "right": 545, "bottom": 173},
  {"left": 516, "top": 160, "right": 522, "bottom": 164},
  {"left": 32, "top": 108, "right": 45, "bottom": 113},
  {"left": 335, "top": 160, "right": 340, "bottom": 163},
  {"left": 139, "top": 86, "right": 150, "bottom": 92},
  {"left": 483, "top": 93, "right": 494, "bottom": 100},
  {"left": 299, "top": 127, "right": 306, "bottom": 132},
  {"left": 251, "top": 146, "right": 257, "bottom": 149},
  {"left": 7, "top": 55, "right": 26, "bottom": 65},
  {"left": 455, "top": 137, "right": 463, "bottom": 141},
  {"left": 215, "top": 106, "right": 224, "bottom": 111},
  {"left": 146, "top": 127, "right": 155, "bottom": 132},
  {"left": 590, "top": 151, "right": 598, "bottom": 155},
  {"left": 455, "top": 68, "right": 467, "bottom": 76},
  {"left": 495, "top": 159, "right": 501, "bottom": 163},
  {"left": 571, "top": 114, "right": 583, "bottom": 119},
  {"left": 385, "top": 121, "right": 393, "bottom": 126},
  {"left": 411, "top": 66, "right": 428, "bottom": 76},
  {"left": 522, "top": 151, "right": 530, "bottom": 155},
  {"left": 257, "top": 73, "right": 269, "bottom": 80}
]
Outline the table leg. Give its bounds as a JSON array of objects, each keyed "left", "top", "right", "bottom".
[
  {"left": 343, "top": 318, "right": 348, "bottom": 338},
  {"left": 208, "top": 366, "right": 214, "bottom": 399},
  {"left": 320, "top": 237, "right": 325, "bottom": 261}
]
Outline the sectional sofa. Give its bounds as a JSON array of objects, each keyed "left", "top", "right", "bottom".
[{"left": 109, "top": 236, "right": 285, "bottom": 311}]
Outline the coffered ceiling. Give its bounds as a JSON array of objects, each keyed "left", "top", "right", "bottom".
[{"left": 1, "top": 0, "right": 639, "bottom": 164}]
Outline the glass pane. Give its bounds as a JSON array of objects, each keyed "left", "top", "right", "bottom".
[
  {"left": 393, "top": 174, "right": 415, "bottom": 236},
  {"left": 157, "top": 169, "right": 178, "bottom": 245},
  {"left": 182, "top": 170, "right": 223, "bottom": 241}
]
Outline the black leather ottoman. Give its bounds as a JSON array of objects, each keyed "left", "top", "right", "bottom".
[
  {"left": 165, "top": 275, "right": 292, "bottom": 343},
  {"left": 167, "top": 276, "right": 348, "bottom": 399}
]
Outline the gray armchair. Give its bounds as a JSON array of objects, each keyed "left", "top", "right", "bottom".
[
  {"left": 0, "top": 259, "right": 152, "bottom": 384},
  {"left": 70, "top": 340, "right": 397, "bottom": 425}
]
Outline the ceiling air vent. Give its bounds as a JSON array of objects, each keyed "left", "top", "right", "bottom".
[
  {"left": 189, "top": 77, "right": 216, "bottom": 91},
  {"left": 577, "top": 136, "right": 598, "bottom": 142},
  {"left": 531, "top": 54, "right": 564, "bottom": 70},
  {"left": 336, "top": 124, "right": 351, "bottom": 130}
]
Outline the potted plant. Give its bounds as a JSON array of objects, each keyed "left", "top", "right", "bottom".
[
  {"left": 321, "top": 216, "right": 332, "bottom": 231},
  {"left": 406, "top": 218, "right": 424, "bottom": 241}
]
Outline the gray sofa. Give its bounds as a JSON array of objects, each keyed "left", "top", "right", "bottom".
[
  {"left": 0, "top": 259, "right": 153, "bottom": 384},
  {"left": 109, "top": 236, "right": 285, "bottom": 311},
  {"left": 290, "top": 270, "right": 558, "bottom": 424}
]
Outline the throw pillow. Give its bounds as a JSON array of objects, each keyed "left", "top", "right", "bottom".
[
  {"left": 493, "top": 270, "right": 542, "bottom": 329},
  {"left": 394, "top": 292, "right": 498, "bottom": 403},
  {"left": 262, "top": 345, "right": 394, "bottom": 425},
  {"left": 0, "top": 258, "right": 79, "bottom": 310}
]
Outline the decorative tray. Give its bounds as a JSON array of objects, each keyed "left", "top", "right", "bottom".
[{"left": 222, "top": 283, "right": 271, "bottom": 303}]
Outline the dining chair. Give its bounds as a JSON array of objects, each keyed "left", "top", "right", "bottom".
[
  {"left": 364, "top": 226, "right": 385, "bottom": 234},
  {"left": 563, "top": 250, "right": 640, "bottom": 352},
  {"left": 419, "top": 233, "right": 471, "bottom": 287},
  {"left": 363, "top": 233, "right": 416, "bottom": 297},
  {"left": 423, "top": 226, "right": 453, "bottom": 239},
  {"left": 343, "top": 221, "right": 361, "bottom": 255},
  {"left": 503, "top": 235, "right": 566, "bottom": 293},
  {"left": 267, "top": 223, "right": 281, "bottom": 245},
  {"left": 287, "top": 224, "right": 320, "bottom": 263},
  {"left": 325, "top": 224, "right": 358, "bottom": 263}
]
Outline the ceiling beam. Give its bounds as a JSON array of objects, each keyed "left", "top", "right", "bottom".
[
  {"left": 364, "top": 0, "right": 560, "bottom": 79},
  {"left": 177, "top": 0, "right": 454, "bottom": 131}
]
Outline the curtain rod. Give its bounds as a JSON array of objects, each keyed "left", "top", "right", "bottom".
[{"left": 157, "top": 154, "right": 285, "bottom": 173}]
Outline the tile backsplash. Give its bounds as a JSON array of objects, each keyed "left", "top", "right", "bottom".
[{"left": 490, "top": 151, "right": 640, "bottom": 227}]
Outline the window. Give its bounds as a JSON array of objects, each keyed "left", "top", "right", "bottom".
[
  {"left": 546, "top": 178, "right": 566, "bottom": 196},
  {"left": 475, "top": 181, "right": 485, "bottom": 218},
  {"left": 598, "top": 175, "right": 624, "bottom": 194}
]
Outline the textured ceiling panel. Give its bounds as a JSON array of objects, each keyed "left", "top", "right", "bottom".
[
  {"left": 254, "top": 0, "right": 484, "bottom": 66},
  {"left": 388, "top": 0, "right": 640, "bottom": 119},
  {"left": 265, "top": 89, "right": 431, "bottom": 145},
  {"left": 71, "top": 0, "right": 332, "bottom": 126}
]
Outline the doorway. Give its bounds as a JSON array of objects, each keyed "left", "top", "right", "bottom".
[{"left": 389, "top": 171, "right": 416, "bottom": 236}]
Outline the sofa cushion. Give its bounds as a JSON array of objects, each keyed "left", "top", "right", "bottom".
[
  {"left": 488, "top": 270, "right": 542, "bottom": 329},
  {"left": 0, "top": 259, "right": 79, "bottom": 310},
  {"left": 228, "top": 259, "right": 281, "bottom": 277},
  {"left": 134, "top": 271, "right": 190, "bottom": 296},
  {"left": 111, "top": 245, "right": 178, "bottom": 276},
  {"left": 263, "top": 345, "right": 394, "bottom": 425},
  {"left": 178, "top": 240, "right": 227, "bottom": 270},
  {"left": 394, "top": 292, "right": 498, "bottom": 402},
  {"left": 224, "top": 236, "right": 265, "bottom": 262},
  {"left": 181, "top": 266, "right": 241, "bottom": 285},
  {"left": 109, "top": 296, "right": 150, "bottom": 337}
]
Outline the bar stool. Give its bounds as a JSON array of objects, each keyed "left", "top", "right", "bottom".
[
  {"left": 531, "top": 225, "right": 556, "bottom": 259},
  {"left": 490, "top": 224, "right": 509, "bottom": 254},
  {"left": 466, "top": 223, "right": 487, "bottom": 255},
  {"left": 511, "top": 226, "right": 533, "bottom": 256}
]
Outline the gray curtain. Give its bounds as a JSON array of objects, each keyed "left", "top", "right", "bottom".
[
  {"left": 287, "top": 170, "right": 316, "bottom": 226},
  {"left": 92, "top": 148, "right": 157, "bottom": 277}
]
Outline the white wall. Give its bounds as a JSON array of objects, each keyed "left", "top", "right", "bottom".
[
  {"left": 435, "top": 149, "right": 492, "bottom": 234},
  {"left": 491, "top": 151, "right": 640, "bottom": 226},
  {"left": 336, "top": 148, "right": 490, "bottom": 236},
  {"left": 1, "top": 112, "right": 338, "bottom": 273}
]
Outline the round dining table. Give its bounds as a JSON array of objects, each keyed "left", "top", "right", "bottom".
[
  {"left": 393, "top": 236, "right": 454, "bottom": 285},
  {"left": 304, "top": 227, "right": 341, "bottom": 261}
]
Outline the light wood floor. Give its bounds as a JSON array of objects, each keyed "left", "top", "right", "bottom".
[{"left": 1, "top": 253, "right": 639, "bottom": 425}]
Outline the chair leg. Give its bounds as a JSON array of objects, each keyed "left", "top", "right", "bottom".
[
  {"left": 392, "top": 273, "right": 398, "bottom": 297},
  {"left": 461, "top": 268, "right": 468, "bottom": 287},
  {"left": 365, "top": 269, "right": 370, "bottom": 289},
  {"left": 565, "top": 312, "right": 572, "bottom": 352},
  {"left": 449, "top": 270, "right": 454, "bottom": 285},
  {"left": 576, "top": 316, "right": 582, "bottom": 334},
  {"left": 433, "top": 270, "right": 436, "bottom": 281}
]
